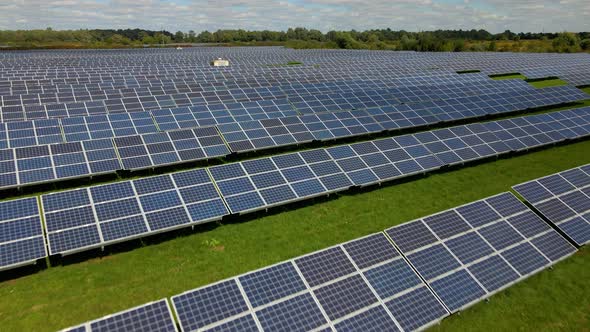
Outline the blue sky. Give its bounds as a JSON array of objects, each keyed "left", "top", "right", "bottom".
[{"left": 1, "top": 0, "right": 588, "bottom": 33}]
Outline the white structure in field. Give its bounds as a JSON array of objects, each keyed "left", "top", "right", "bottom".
[{"left": 212, "top": 58, "right": 230, "bottom": 67}]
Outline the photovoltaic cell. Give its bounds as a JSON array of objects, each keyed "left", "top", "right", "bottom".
[
  {"left": 295, "top": 247, "right": 356, "bottom": 287},
  {"left": 313, "top": 274, "right": 378, "bottom": 320}
]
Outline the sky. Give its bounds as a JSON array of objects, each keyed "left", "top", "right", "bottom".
[{"left": 1, "top": 0, "right": 588, "bottom": 33}]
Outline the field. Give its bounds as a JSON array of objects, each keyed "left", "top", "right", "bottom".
[{"left": 0, "top": 48, "right": 590, "bottom": 331}]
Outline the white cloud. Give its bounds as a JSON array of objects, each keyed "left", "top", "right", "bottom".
[{"left": 0, "top": 0, "right": 586, "bottom": 33}]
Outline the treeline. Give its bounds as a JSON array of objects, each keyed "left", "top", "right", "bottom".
[
  {"left": 1, "top": 27, "right": 589, "bottom": 53},
  {"left": 0, "top": 28, "right": 175, "bottom": 48}
]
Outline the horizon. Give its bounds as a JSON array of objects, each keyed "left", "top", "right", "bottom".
[{"left": 1, "top": 0, "right": 588, "bottom": 33}]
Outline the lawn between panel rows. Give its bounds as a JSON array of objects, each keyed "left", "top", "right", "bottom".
[{"left": 0, "top": 83, "right": 590, "bottom": 331}]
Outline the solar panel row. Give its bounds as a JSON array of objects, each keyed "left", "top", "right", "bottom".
[
  {"left": 513, "top": 164, "right": 590, "bottom": 246},
  {"left": 0, "top": 78, "right": 536, "bottom": 147},
  {"left": 61, "top": 191, "right": 577, "bottom": 332},
  {"left": 0, "top": 74, "right": 525, "bottom": 109},
  {"left": 2, "top": 102, "right": 589, "bottom": 191},
  {"left": 0, "top": 74, "right": 507, "bottom": 121},
  {"left": 0, "top": 78, "right": 582, "bottom": 125}
]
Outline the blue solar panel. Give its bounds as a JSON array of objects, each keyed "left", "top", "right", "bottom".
[
  {"left": 173, "top": 280, "right": 249, "bottom": 332},
  {"left": 256, "top": 293, "right": 327, "bottom": 332},
  {"left": 478, "top": 221, "right": 524, "bottom": 250},
  {"left": 342, "top": 233, "right": 399, "bottom": 269},
  {"left": 89, "top": 299, "right": 177, "bottom": 332},
  {"left": 238, "top": 262, "right": 306, "bottom": 308},
  {"left": 406, "top": 244, "right": 461, "bottom": 280},
  {"left": 467, "top": 255, "right": 519, "bottom": 292},
  {"left": 423, "top": 210, "right": 471, "bottom": 239},
  {"left": 386, "top": 220, "right": 438, "bottom": 253},
  {"left": 444, "top": 232, "right": 494, "bottom": 265},
  {"left": 364, "top": 259, "right": 422, "bottom": 299},
  {"left": 501, "top": 242, "right": 550, "bottom": 275},
  {"left": 334, "top": 305, "right": 400, "bottom": 332},
  {"left": 429, "top": 270, "right": 486, "bottom": 312},
  {"left": 314, "top": 274, "right": 378, "bottom": 320},
  {"left": 295, "top": 247, "right": 356, "bottom": 287},
  {"left": 384, "top": 286, "right": 448, "bottom": 331},
  {"left": 530, "top": 231, "right": 576, "bottom": 261}
]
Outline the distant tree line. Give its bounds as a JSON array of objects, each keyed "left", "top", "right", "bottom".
[{"left": 1, "top": 27, "right": 589, "bottom": 53}]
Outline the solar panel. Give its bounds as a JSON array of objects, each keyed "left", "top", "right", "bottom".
[
  {"left": 61, "top": 299, "right": 177, "bottom": 332},
  {"left": 42, "top": 168, "right": 228, "bottom": 255},
  {"left": 385, "top": 192, "right": 576, "bottom": 312},
  {"left": 513, "top": 164, "right": 590, "bottom": 246},
  {"left": 0, "top": 197, "right": 46, "bottom": 271}
]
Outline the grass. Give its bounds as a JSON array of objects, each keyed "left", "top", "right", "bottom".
[
  {"left": 266, "top": 61, "right": 303, "bottom": 67},
  {"left": 1, "top": 138, "right": 590, "bottom": 331},
  {"left": 528, "top": 78, "right": 569, "bottom": 88},
  {"left": 490, "top": 73, "right": 527, "bottom": 80},
  {"left": 490, "top": 73, "right": 570, "bottom": 89}
]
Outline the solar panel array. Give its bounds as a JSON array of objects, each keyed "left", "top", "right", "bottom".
[
  {"left": 0, "top": 81, "right": 584, "bottom": 146},
  {"left": 0, "top": 103, "right": 587, "bottom": 270},
  {"left": 62, "top": 191, "right": 578, "bottom": 331},
  {"left": 513, "top": 164, "right": 590, "bottom": 246},
  {"left": 386, "top": 192, "right": 576, "bottom": 312},
  {"left": 2, "top": 98, "right": 589, "bottom": 191},
  {"left": 24, "top": 105, "right": 590, "bottom": 257},
  {"left": 3, "top": 47, "right": 590, "bottom": 331}
]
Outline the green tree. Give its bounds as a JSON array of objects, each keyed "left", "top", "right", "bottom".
[
  {"left": 154, "top": 32, "right": 172, "bottom": 44},
  {"left": 581, "top": 39, "right": 590, "bottom": 51},
  {"left": 487, "top": 40, "right": 497, "bottom": 51},
  {"left": 106, "top": 34, "right": 131, "bottom": 45},
  {"left": 187, "top": 30, "right": 196, "bottom": 42},
  {"left": 174, "top": 31, "right": 185, "bottom": 42},
  {"left": 552, "top": 32, "right": 581, "bottom": 53}
]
